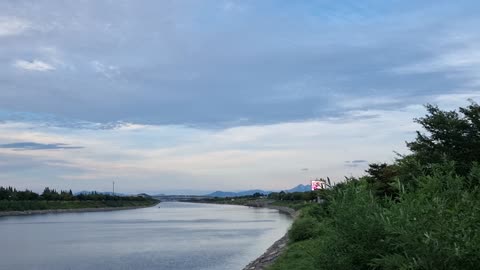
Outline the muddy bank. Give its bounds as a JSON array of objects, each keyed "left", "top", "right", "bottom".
[{"left": 0, "top": 204, "right": 158, "bottom": 217}]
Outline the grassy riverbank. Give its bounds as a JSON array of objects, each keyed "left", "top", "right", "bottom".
[
  {"left": 267, "top": 102, "right": 480, "bottom": 270},
  {"left": 0, "top": 199, "right": 158, "bottom": 212},
  {"left": 0, "top": 187, "right": 158, "bottom": 212}
]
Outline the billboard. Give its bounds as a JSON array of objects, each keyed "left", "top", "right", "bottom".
[{"left": 311, "top": 180, "right": 326, "bottom": 190}]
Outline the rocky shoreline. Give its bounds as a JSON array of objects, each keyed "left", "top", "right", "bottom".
[
  {"left": 242, "top": 204, "right": 298, "bottom": 270},
  {"left": 0, "top": 204, "right": 158, "bottom": 217}
]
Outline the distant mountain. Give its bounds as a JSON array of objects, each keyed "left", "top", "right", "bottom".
[
  {"left": 286, "top": 184, "right": 311, "bottom": 193},
  {"left": 206, "top": 191, "right": 238, "bottom": 198},
  {"left": 205, "top": 184, "right": 312, "bottom": 198},
  {"left": 206, "top": 189, "right": 271, "bottom": 198}
]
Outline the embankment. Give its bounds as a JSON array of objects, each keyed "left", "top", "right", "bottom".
[{"left": 0, "top": 203, "right": 158, "bottom": 217}]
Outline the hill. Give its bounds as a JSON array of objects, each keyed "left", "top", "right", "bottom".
[{"left": 205, "top": 184, "right": 311, "bottom": 198}]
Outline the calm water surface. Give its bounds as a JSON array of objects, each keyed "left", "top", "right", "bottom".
[{"left": 0, "top": 202, "right": 292, "bottom": 270}]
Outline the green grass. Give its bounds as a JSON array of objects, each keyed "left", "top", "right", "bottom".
[
  {"left": 193, "top": 196, "right": 315, "bottom": 210},
  {"left": 270, "top": 200, "right": 313, "bottom": 210},
  {"left": 268, "top": 238, "right": 319, "bottom": 270}
]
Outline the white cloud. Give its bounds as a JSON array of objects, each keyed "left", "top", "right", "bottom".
[
  {"left": 337, "top": 96, "right": 403, "bottom": 109},
  {"left": 0, "top": 92, "right": 477, "bottom": 193},
  {"left": 38, "top": 46, "right": 74, "bottom": 71},
  {"left": 223, "top": 1, "right": 246, "bottom": 12},
  {"left": 91, "top": 60, "right": 120, "bottom": 79},
  {"left": 0, "top": 17, "right": 30, "bottom": 37},
  {"left": 431, "top": 91, "right": 480, "bottom": 110},
  {"left": 392, "top": 48, "right": 480, "bottom": 75},
  {"left": 390, "top": 35, "right": 480, "bottom": 88},
  {"left": 14, "top": 59, "right": 55, "bottom": 72},
  {"left": 0, "top": 104, "right": 419, "bottom": 192}
]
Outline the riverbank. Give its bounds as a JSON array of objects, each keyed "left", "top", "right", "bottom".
[{"left": 0, "top": 202, "right": 159, "bottom": 217}]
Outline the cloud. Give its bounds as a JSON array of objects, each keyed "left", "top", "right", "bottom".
[
  {"left": 0, "top": 17, "right": 30, "bottom": 37},
  {"left": 338, "top": 96, "right": 404, "bottom": 110},
  {"left": 1, "top": 1, "right": 479, "bottom": 126},
  {"left": 13, "top": 60, "right": 55, "bottom": 71},
  {"left": 0, "top": 142, "right": 83, "bottom": 150},
  {"left": 0, "top": 99, "right": 428, "bottom": 192},
  {"left": 1, "top": 1, "right": 480, "bottom": 193},
  {"left": 345, "top": 160, "right": 369, "bottom": 168},
  {"left": 392, "top": 47, "right": 480, "bottom": 75},
  {"left": 223, "top": 1, "right": 246, "bottom": 12},
  {"left": 0, "top": 95, "right": 475, "bottom": 192},
  {"left": 91, "top": 60, "right": 120, "bottom": 79}
]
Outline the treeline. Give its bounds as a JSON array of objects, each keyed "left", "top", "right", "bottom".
[
  {"left": 0, "top": 187, "right": 158, "bottom": 212},
  {"left": 267, "top": 191, "right": 319, "bottom": 202},
  {"left": 0, "top": 187, "right": 152, "bottom": 202},
  {"left": 194, "top": 191, "right": 321, "bottom": 209},
  {"left": 271, "top": 101, "right": 480, "bottom": 270}
]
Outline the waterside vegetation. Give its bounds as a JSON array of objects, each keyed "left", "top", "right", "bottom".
[
  {"left": 268, "top": 101, "right": 480, "bottom": 270},
  {"left": 0, "top": 187, "right": 158, "bottom": 212}
]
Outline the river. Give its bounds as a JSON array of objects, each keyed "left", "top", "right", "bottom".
[{"left": 0, "top": 202, "right": 292, "bottom": 270}]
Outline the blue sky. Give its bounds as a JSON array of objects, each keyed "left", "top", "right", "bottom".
[{"left": 0, "top": 1, "right": 480, "bottom": 194}]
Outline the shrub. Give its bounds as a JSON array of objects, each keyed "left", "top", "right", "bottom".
[
  {"left": 289, "top": 214, "right": 318, "bottom": 242},
  {"left": 372, "top": 165, "right": 480, "bottom": 270}
]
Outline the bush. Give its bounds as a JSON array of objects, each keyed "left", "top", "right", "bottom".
[
  {"left": 289, "top": 214, "right": 318, "bottom": 242},
  {"left": 372, "top": 165, "right": 480, "bottom": 270},
  {"left": 270, "top": 101, "right": 480, "bottom": 270},
  {"left": 315, "top": 182, "right": 388, "bottom": 270}
]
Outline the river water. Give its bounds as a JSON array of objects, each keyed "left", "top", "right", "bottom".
[{"left": 0, "top": 202, "right": 292, "bottom": 270}]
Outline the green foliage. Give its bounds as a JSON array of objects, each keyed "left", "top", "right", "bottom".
[
  {"left": 268, "top": 190, "right": 319, "bottom": 201},
  {"left": 275, "top": 162, "right": 480, "bottom": 270},
  {"left": 394, "top": 154, "right": 425, "bottom": 190},
  {"left": 316, "top": 182, "right": 388, "bottom": 270},
  {"left": 372, "top": 164, "right": 480, "bottom": 270},
  {"left": 268, "top": 238, "right": 320, "bottom": 270},
  {"left": 365, "top": 163, "right": 399, "bottom": 198},
  {"left": 0, "top": 186, "right": 158, "bottom": 211},
  {"left": 407, "top": 101, "right": 480, "bottom": 176},
  {"left": 0, "top": 199, "right": 157, "bottom": 211},
  {"left": 289, "top": 214, "right": 318, "bottom": 242},
  {"left": 270, "top": 100, "right": 480, "bottom": 270}
]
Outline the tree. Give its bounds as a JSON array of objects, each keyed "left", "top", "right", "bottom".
[
  {"left": 407, "top": 101, "right": 480, "bottom": 176},
  {"left": 41, "top": 187, "right": 60, "bottom": 200},
  {"left": 365, "top": 163, "right": 398, "bottom": 198},
  {"left": 252, "top": 192, "right": 263, "bottom": 198}
]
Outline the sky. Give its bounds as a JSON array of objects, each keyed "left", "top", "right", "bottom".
[{"left": 1, "top": 0, "right": 480, "bottom": 194}]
